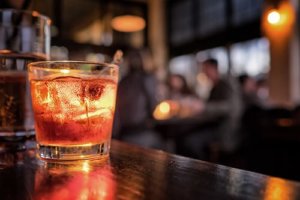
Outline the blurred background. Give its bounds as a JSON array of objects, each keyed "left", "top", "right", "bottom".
[{"left": 2, "top": 0, "right": 300, "bottom": 181}]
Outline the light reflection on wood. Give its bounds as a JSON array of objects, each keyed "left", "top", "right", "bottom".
[
  {"left": 264, "top": 178, "right": 295, "bottom": 200},
  {"left": 34, "top": 161, "right": 116, "bottom": 200}
]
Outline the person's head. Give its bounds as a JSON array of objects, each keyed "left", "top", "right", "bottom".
[
  {"left": 168, "top": 74, "right": 191, "bottom": 94},
  {"left": 125, "top": 48, "right": 155, "bottom": 74},
  {"left": 238, "top": 74, "right": 257, "bottom": 94},
  {"left": 202, "top": 58, "right": 219, "bottom": 83},
  {"left": 256, "top": 76, "right": 269, "bottom": 99},
  {"left": 126, "top": 50, "right": 144, "bottom": 73}
]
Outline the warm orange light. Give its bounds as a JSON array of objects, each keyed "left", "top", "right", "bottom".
[
  {"left": 82, "top": 160, "right": 91, "bottom": 173},
  {"left": 0, "top": 49, "right": 13, "bottom": 55},
  {"left": 34, "top": 164, "right": 116, "bottom": 200},
  {"left": 60, "top": 69, "right": 70, "bottom": 74},
  {"left": 267, "top": 10, "right": 281, "bottom": 25},
  {"left": 264, "top": 178, "right": 295, "bottom": 200},
  {"left": 159, "top": 102, "right": 171, "bottom": 114},
  {"left": 153, "top": 100, "right": 179, "bottom": 120},
  {"left": 32, "top": 11, "right": 40, "bottom": 17},
  {"left": 262, "top": 0, "right": 296, "bottom": 39},
  {"left": 111, "top": 15, "right": 145, "bottom": 32}
]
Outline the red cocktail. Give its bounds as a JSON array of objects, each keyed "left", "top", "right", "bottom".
[{"left": 29, "top": 61, "right": 118, "bottom": 161}]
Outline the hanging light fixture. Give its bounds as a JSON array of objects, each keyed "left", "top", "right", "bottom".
[
  {"left": 111, "top": 15, "right": 145, "bottom": 32},
  {"left": 262, "top": 0, "right": 296, "bottom": 39},
  {"left": 267, "top": 9, "right": 281, "bottom": 25}
]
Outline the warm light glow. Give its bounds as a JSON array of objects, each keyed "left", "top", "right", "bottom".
[
  {"left": 60, "top": 69, "right": 70, "bottom": 74},
  {"left": 82, "top": 161, "right": 91, "bottom": 173},
  {"left": 264, "top": 178, "right": 295, "bottom": 200},
  {"left": 111, "top": 15, "right": 145, "bottom": 32},
  {"left": 267, "top": 10, "right": 281, "bottom": 25},
  {"left": 34, "top": 164, "right": 116, "bottom": 200},
  {"left": 153, "top": 100, "right": 179, "bottom": 120},
  {"left": 0, "top": 49, "right": 12, "bottom": 54},
  {"left": 262, "top": 1, "right": 296, "bottom": 39},
  {"left": 32, "top": 11, "right": 40, "bottom": 17},
  {"left": 153, "top": 101, "right": 171, "bottom": 120},
  {"left": 160, "top": 102, "right": 171, "bottom": 114}
]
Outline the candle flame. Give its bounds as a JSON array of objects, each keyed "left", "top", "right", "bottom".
[
  {"left": 159, "top": 102, "right": 171, "bottom": 114},
  {"left": 153, "top": 100, "right": 179, "bottom": 120}
]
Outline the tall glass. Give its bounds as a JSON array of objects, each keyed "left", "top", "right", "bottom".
[
  {"left": 28, "top": 61, "right": 118, "bottom": 161},
  {"left": 0, "top": 9, "right": 50, "bottom": 138}
]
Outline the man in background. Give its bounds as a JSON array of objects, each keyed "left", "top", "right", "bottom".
[
  {"left": 179, "top": 58, "right": 243, "bottom": 160},
  {"left": 202, "top": 58, "right": 243, "bottom": 153}
]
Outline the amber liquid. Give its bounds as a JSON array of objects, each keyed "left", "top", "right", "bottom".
[
  {"left": 30, "top": 76, "right": 117, "bottom": 146},
  {"left": 0, "top": 52, "right": 46, "bottom": 135}
]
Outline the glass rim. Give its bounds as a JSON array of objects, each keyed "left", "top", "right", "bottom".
[
  {"left": 28, "top": 60, "right": 118, "bottom": 71},
  {"left": 0, "top": 9, "right": 51, "bottom": 24}
]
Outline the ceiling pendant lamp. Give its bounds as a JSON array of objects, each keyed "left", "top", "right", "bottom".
[{"left": 111, "top": 15, "right": 145, "bottom": 32}]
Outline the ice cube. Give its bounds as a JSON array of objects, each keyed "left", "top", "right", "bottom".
[
  {"left": 32, "top": 81, "right": 49, "bottom": 104},
  {"left": 46, "top": 76, "right": 84, "bottom": 112},
  {"left": 96, "top": 83, "right": 117, "bottom": 110}
]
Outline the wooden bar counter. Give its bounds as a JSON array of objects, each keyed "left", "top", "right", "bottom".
[{"left": 1, "top": 140, "right": 300, "bottom": 200}]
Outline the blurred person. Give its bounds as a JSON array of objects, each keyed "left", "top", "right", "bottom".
[
  {"left": 201, "top": 58, "right": 243, "bottom": 153},
  {"left": 238, "top": 74, "right": 264, "bottom": 154},
  {"left": 256, "top": 76, "right": 270, "bottom": 107},
  {"left": 238, "top": 74, "right": 261, "bottom": 109},
  {"left": 113, "top": 49, "right": 164, "bottom": 149},
  {"left": 167, "top": 74, "right": 202, "bottom": 117},
  {"left": 168, "top": 74, "right": 194, "bottom": 100},
  {"left": 178, "top": 58, "right": 243, "bottom": 159}
]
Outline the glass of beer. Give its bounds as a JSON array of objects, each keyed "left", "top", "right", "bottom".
[
  {"left": 28, "top": 61, "right": 118, "bottom": 161},
  {"left": 0, "top": 10, "right": 50, "bottom": 138}
]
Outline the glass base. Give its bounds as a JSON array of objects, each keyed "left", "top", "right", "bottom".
[{"left": 37, "top": 142, "right": 110, "bottom": 161}]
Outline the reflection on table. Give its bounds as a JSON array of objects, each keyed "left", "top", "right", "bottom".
[{"left": 1, "top": 140, "right": 300, "bottom": 200}]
